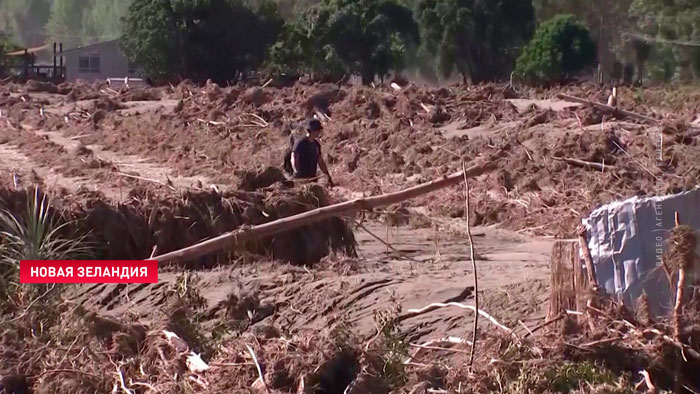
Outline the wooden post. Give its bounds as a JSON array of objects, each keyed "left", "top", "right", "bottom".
[
  {"left": 59, "top": 43, "right": 63, "bottom": 80},
  {"left": 53, "top": 42, "right": 57, "bottom": 80},
  {"left": 152, "top": 157, "right": 501, "bottom": 265},
  {"left": 547, "top": 240, "right": 588, "bottom": 322}
]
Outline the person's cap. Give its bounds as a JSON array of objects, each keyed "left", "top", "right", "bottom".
[{"left": 307, "top": 119, "right": 323, "bottom": 132}]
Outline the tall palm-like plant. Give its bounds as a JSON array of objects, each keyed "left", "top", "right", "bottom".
[{"left": 0, "top": 188, "right": 94, "bottom": 300}]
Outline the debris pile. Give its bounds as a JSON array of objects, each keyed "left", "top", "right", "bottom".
[{"left": 0, "top": 184, "right": 356, "bottom": 267}]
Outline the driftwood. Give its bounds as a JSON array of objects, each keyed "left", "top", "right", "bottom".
[
  {"left": 556, "top": 93, "right": 660, "bottom": 124},
  {"left": 152, "top": 157, "right": 500, "bottom": 265},
  {"left": 554, "top": 157, "right": 612, "bottom": 171}
]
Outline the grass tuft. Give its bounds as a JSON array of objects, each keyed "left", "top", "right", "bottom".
[{"left": 0, "top": 187, "right": 94, "bottom": 303}]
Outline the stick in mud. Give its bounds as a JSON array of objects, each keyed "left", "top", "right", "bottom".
[
  {"left": 151, "top": 154, "right": 502, "bottom": 265},
  {"left": 462, "top": 161, "right": 479, "bottom": 366}
]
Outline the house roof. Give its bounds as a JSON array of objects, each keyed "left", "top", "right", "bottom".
[
  {"left": 58, "top": 39, "right": 120, "bottom": 55},
  {"left": 5, "top": 44, "right": 51, "bottom": 56}
]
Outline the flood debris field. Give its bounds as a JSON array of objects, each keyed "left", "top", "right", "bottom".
[{"left": 2, "top": 78, "right": 700, "bottom": 393}]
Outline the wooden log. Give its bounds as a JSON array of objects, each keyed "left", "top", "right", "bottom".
[
  {"left": 556, "top": 93, "right": 660, "bottom": 124},
  {"left": 152, "top": 157, "right": 501, "bottom": 265},
  {"left": 553, "top": 157, "right": 612, "bottom": 171}
]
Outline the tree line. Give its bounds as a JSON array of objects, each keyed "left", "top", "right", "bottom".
[
  {"left": 1, "top": 0, "right": 699, "bottom": 85},
  {"left": 119, "top": 0, "right": 584, "bottom": 85}
]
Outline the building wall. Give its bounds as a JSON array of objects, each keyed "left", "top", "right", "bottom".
[{"left": 64, "top": 40, "right": 136, "bottom": 83}]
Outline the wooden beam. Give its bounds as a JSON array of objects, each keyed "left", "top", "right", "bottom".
[
  {"left": 556, "top": 93, "right": 660, "bottom": 124},
  {"left": 152, "top": 157, "right": 501, "bottom": 265}
]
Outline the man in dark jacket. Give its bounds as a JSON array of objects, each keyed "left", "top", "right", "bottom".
[{"left": 288, "top": 119, "right": 334, "bottom": 187}]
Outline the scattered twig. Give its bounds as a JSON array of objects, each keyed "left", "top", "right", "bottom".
[
  {"left": 518, "top": 320, "right": 534, "bottom": 337},
  {"left": 56, "top": 336, "right": 81, "bottom": 368},
  {"left": 245, "top": 344, "right": 269, "bottom": 393},
  {"left": 402, "top": 302, "right": 518, "bottom": 341},
  {"left": 355, "top": 221, "right": 424, "bottom": 264},
  {"left": 609, "top": 140, "right": 660, "bottom": 179},
  {"left": 405, "top": 336, "right": 471, "bottom": 364},
  {"left": 149, "top": 245, "right": 158, "bottom": 259},
  {"left": 240, "top": 113, "right": 269, "bottom": 127},
  {"left": 115, "top": 365, "right": 134, "bottom": 394},
  {"left": 210, "top": 362, "right": 251, "bottom": 367},
  {"left": 114, "top": 172, "right": 176, "bottom": 191},
  {"left": 635, "top": 370, "right": 658, "bottom": 393},
  {"left": 196, "top": 117, "right": 227, "bottom": 126},
  {"left": 578, "top": 336, "right": 624, "bottom": 348},
  {"left": 7, "top": 284, "right": 56, "bottom": 323},
  {"left": 130, "top": 382, "right": 162, "bottom": 394},
  {"left": 523, "top": 314, "right": 565, "bottom": 338}
]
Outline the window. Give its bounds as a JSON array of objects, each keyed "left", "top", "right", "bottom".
[
  {"left": 78, "top": 53, "right": 100, "bottom": 73},
  {"left": 89, "top": 55, "right": 100, "bottom": 73},
  {"left": 78, "top": 56, "right": 90, "bottom": 73}
]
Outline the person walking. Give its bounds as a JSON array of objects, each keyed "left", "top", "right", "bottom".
[{"left": 288, "top": 119, "right": 334, "bottom": 188}]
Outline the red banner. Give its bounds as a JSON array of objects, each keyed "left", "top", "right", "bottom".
[{"left": 19, "top": 260, "right": 159, "bottom": 284}]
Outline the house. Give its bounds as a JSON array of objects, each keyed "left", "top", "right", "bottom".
[{"left": 59, "top": 39, "right": 138, "bottom": 83}]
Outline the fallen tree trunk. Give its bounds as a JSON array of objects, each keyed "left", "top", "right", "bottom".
[
  {"left": 556, "top": 93, "right": 660, "bottom": 124},
  {"left": 152, "top": 157, "right": 500, "bottom": 265}
]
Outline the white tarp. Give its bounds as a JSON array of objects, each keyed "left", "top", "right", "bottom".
[{"left": 582, "top": 187, "right": 700, "bottom": 317}]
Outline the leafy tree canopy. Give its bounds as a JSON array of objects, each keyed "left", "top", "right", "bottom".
[
  {"left": 269, "top": 0, "right": 420, "bottom": 84},
  {"left": 415, "top": 0, "right": 536, "bottom": 84},
  {"left": 121, "top": 0, "right": 283, "bottom": 83},
  {"left": 514, "top": 14, "right": 596, "bottom": 85}
]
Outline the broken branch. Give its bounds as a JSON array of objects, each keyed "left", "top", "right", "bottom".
[{"left": 557, "top": 93, "right": 660, "bottom": 124}]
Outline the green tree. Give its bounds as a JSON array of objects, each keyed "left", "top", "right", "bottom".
[
  {"left": 270, "top": 0, "right": 419, "bottom": 84},
  {"left": 121, "top": 0, "right": 283, "bottom": 83},
  {"left": 533, "top": 0, "right": 634, "bottom": 83},
  {"left": 415, "top": 0, "right": 536, "bottom": 84},
  {"left": 515, "top": 14, "right": 596, "bottom": 85}
]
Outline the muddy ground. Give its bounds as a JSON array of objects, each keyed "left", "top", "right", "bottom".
[{"left": 1, "top": 78, "right": 699, "bottom": 393}]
